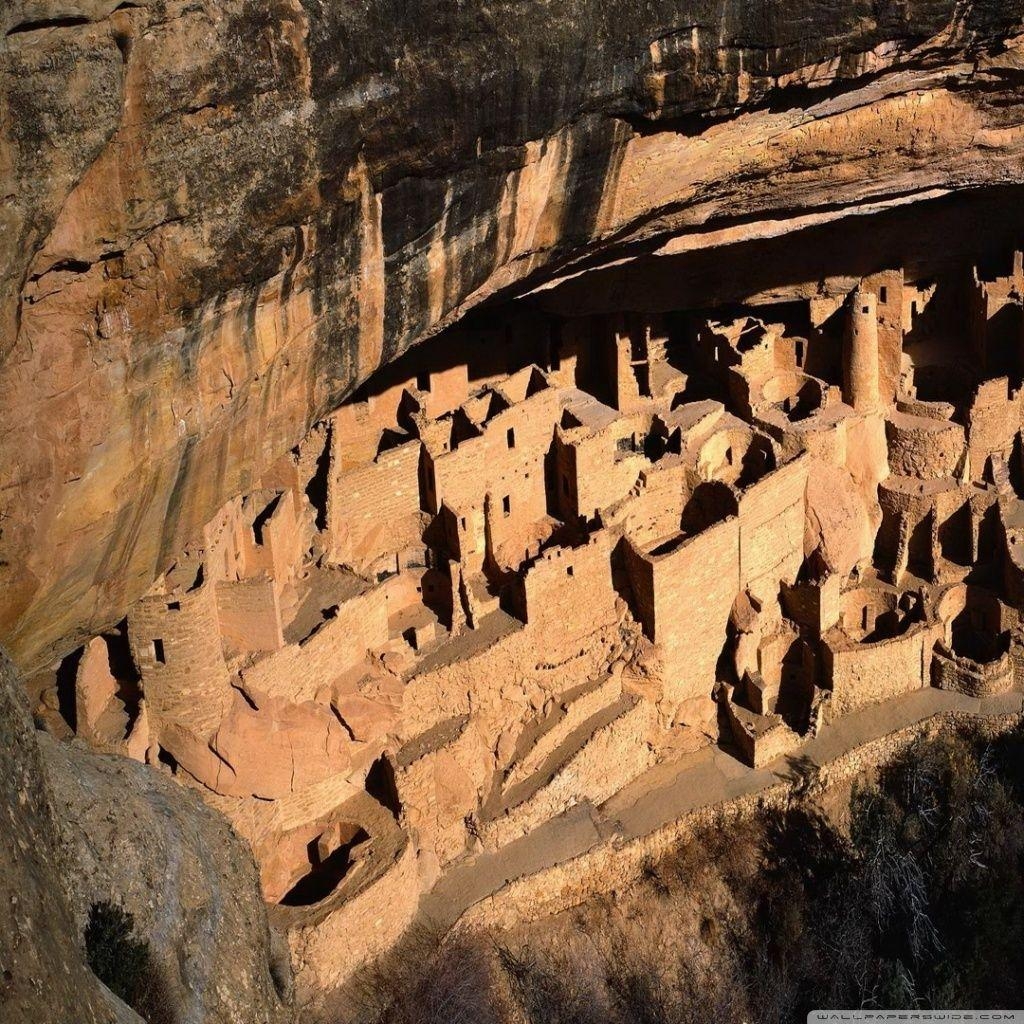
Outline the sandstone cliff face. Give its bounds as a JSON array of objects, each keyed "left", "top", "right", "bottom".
[
  {"left": 0, "top": 648, "right": 141, "bottom": 1022},
  {"left": 0, "top": 645, "right": 288, "bottom": 1023},
  {"left": 41, "top": 733, "right": 288, "bottom": 1024},
  {"left": 3, "top": 0, "right": 1024, "bottom": 668}
]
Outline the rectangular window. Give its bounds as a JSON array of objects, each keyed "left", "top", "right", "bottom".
[
  {"left": 507, "top": 427, "right": 516, "bottom": 449},
  {"left": 549, "top": 339, "right": 562, "bottom": 371},
  {"left": 416, "top": 371, "right": 431, "bottom": 392},
  {"left": 566, "top": 566, "right": 574, "bottom": 577},
  {"left": 879, "top": 286, "right": 888, "bottom": 304},
  {"left": 460, "top": 517, "right": 467, "bottom": 530},
  {"left": 166, "top": 601, "right": 180, "bottom": 611},
  {"left": 152, "top": 639, "right": 166, "bottom": 665},
  {"left": 502, "top": 495, "right": 511, "bottom": 516}
]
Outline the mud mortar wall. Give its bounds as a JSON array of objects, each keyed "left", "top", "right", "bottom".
[{"left": 456, "top": 710, "right": 1024, "bottom": 935}]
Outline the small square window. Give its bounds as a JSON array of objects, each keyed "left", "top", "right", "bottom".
[
  {"left": 566, "top": 566, "right": 574, "bottom": 577},
  {"left": 862, "top": 305, "right": 870, "bottom": 315}
]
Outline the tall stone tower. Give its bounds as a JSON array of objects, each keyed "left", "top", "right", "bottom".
[{"left": 844, "top": 289, "right": 880, "bottom": 413}]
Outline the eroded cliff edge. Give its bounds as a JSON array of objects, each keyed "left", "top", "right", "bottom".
[
  {"left": 0, "top": 647, "right": 286, "bottom": 1023},
  {"left": 4, "top": 0, "right": 1024, "bottom": 668}
]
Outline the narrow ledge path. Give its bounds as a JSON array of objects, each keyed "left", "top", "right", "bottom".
[{"left": 416, "top": 687, "right": 1024, "bottom": 933}]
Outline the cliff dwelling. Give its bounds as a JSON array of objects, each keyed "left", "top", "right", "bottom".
[
  {"left": 20, "top": 188, "right": 1024, "bottom": 1002},
  {"left": 9, "top": 5, "right": 1024, "bottom": 1019}
]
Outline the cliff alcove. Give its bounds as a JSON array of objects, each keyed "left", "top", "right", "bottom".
[{"left": 6, "top": 3, "right": 1024, "bottom": 1021}]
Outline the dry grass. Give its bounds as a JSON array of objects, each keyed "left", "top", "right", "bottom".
[{"left": 348, "top": 723, "right": 1024, "bottom": 1024}]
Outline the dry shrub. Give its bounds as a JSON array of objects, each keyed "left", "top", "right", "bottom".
[
  {"left": 348, "top": 725, "right": 1024, "bottom": 1024},
  {"left": 348, "top": 923, "right": 505, "bottom": 1024}
]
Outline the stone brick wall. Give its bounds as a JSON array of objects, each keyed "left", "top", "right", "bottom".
[
  {"left": 886, "top": 413, "right": 965, "bottom": 479},
  {"left": 428, "top": 390, "right": 568, "bottom": 550},
  {"left": 518, "top": 534, "right": 616, "bottom": 633},
  {"left": 285, "top": 841, "right": 421, "bottom": 1002},
  {"left": 649, "top": 517, "right": 741, "bottom": 705},
  {"left": 397, "top": 717, "right": 492, "bottom": 867},
  {"left": 823, "top": 623, "right": 937, "bottom": 719},
  {"left": 863, "top": 268, "right": 905, "bottom": 404},
  {"left": 215, "top": 578, "right": 284, "bottom": 655},
  {"left": 616, "top": 460, "right": 688, "bottom": 547},
  {"left": 328, "top": 440, "right": 422, "bottom": 568},
  {"left": 967, "top": 377, "right": 1021, "bottom": 473},
  {"left": 128, "top": 581, "right": 231, "bottom": 731},
  {"left": 241, "top": 586, "right": 388, "bottom": 702},
  {"left": 562, "top": 429, "right": 645, "bottom": 523},
  {"left": 932, "top": 645, "right": 1014, "bottom": 696},
  {"left": 482, "top": 698, "right": 656, "bottom": 849},
  {"left": 738, "top": 454, "right": 808, "bottom": 607}
]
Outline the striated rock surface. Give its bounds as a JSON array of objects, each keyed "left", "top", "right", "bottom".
[
  {"left": 40, "top": 733, "right": 289, "bottom": 1024},
  {"left": 0, "top": 648, "right": 142, "bottom": 1022},
  {"left": 3, "top": 0, "right": 1024, "bottom": 668},
  {"left": 0, "top": 644, "right": 287, "bottom": 1023}
]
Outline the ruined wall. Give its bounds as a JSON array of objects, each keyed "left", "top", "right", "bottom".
[
  {"left": 737, "top": 456, "right": 808, "bottom": 607},
  {"left": 397, "top": 718, "right": 493, "bottom": 866},
  {"left": 967, "top": 377, "right": 1022, "bottom": 473},
  {"left": 823, "top": 624, "right": 938, "bottom": 718},
  {"left": 240, "top": 587, "right": 388, "bottom": 703},
  {"left": 518, "top": 534, "right": 617, "bottom": 633},
  {"left": 862, "top": 269, "right": 905, "bottom": 403},
  {"left": 259, "top": 492, "right": 306, "bottom": 584},
  {"left": 886, "top": 414, "right": 966, "bottom": 479},
  {"left": 127, "top": 582, "right": 231, "bottom": 730},
  {"left": 215, "top": 578, "right": 284, "bottom": 655},
  {"left": 933, "top": 646, "right": 1015, "bottom": 696},
  {"left": 327, "top": 440, "right": 422, "bottom": 568},
  {"left": 648, "top": 518, "right": 740, "bottom": 705},
  {"left": 560, "top": 428, "right": 645, "bottom": 523},
  {"left": 282, "top": 842, "right": 421, "bottom": 1006},
  {"left": 617, "top": 461, "right": 689, "bottom": 547}
]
